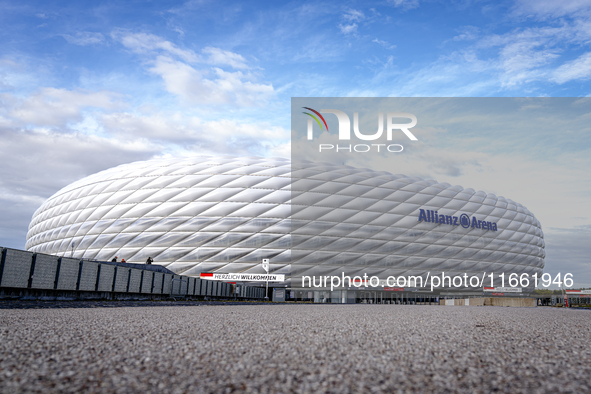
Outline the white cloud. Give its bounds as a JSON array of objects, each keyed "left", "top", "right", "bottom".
[
  {"left": 114, "top": 31, "right": 200, "bottom": 63},
  {"left": 343, "top": 9, "right": 365, "bottom": 22},
  {"left": 513, "top": 0, "right": 591, "bottom": 19},
  {"left": 339, "top": 23, "right": 358, "bottom": 35},
  {"left": 113, "top": 31, "right": 273, "bottom": 107},
  {"left": 4, "top": 88, "right": 122, "bottom": 127},
  {"left": 372, "top": 38, "right": 396, "bottom": 50},
  {"left": 552, "top": 52, "right": 591, "bottom": 83},
  {"left": 387, "top": 0, "right": 420, "bottom": 10},
  {"left": 101, "top": 111, "right": 288, "bottom": 145},
  {"left": 61, "top": 32, "right": 104, "bottom": 46},
  {"left": 148, "top": 56, "right": 273, "bottom": 106},
  {"left": 453, "top": 26, "right": 479, "bottom": 41},
  {"left": 202, "top": 47, "right": 249, "bottom": 69}
]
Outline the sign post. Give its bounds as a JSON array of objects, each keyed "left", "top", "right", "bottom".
[{"left": 262, "top": 259, "right": 270, "bottom": 300}]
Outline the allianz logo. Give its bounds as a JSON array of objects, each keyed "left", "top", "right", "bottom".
[{"left": 418, "top": 208, "right": 498, "bottom": 231}]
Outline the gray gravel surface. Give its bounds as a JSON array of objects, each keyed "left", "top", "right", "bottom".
[{"left": 0, "top": 305, "right": 589, "bottom": 393}]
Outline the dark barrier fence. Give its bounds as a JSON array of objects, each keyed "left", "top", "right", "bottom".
[{"left": 0, "top": 247, "right": 265, "bottom": 300}]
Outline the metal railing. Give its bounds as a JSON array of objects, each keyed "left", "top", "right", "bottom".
[{"left": 0, "top": 247, "right": 265, "bottom": 300}]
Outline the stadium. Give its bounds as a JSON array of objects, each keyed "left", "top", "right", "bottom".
[{"left": 25, "top": 156, "right": 545, "bottom": 300}]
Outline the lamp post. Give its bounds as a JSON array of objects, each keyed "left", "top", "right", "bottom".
[{"left": 262, "top": 258, "right": 269, "bottom": 300}]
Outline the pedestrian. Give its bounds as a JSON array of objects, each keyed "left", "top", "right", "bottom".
[
  {"left": 146, "top": 257, "right": 153, "bottom": 265},
  {"left": 111, "top": 256, "right": 117, "bottom": 262},
  {"left": 121, "top": 258, "right": 126, "bottom": 263}
]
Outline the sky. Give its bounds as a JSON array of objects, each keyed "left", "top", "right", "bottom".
[{"left": 1, "top": 0, "right": 590, "bottom": 287}]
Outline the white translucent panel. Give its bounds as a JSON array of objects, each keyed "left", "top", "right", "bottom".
[
  {"left": 105, "top": 233, "right": 144, "bottom": 248},
  {"left": 77, "top": 234, "right": 99, "bottom": 250},
  {"left": 309, "top": 181, "right": 351, "bottom": 195},
  {"left": 252, "top": 177, "right": 292, "bottom": 190},
  {"left": 149, "top": 232, "right": 191, "bottom": 248},
  {"left": 100, "top": 190, "right": 137, "bottom": 207},
  {"left": 175, "top": 232, "right": 224, "bottom": 247},
  {"left": 372, "top": 241, "right": 408, "bottom": 254},
  {"left": 201, "top": 233, "right": 251, "bottom": 248},
  {"left": 142, "top": 217, "right": 188, "bottom": 233},
  {"left": 224, "top": 165, "right": 267, "bottom": 175},
  {"left": 99, "top": 204, "right": 135, "bottom": 220},
  {"left": 169, "top": 202, "right": 218, "bottom": 217},
  {"left": 190, "top": 175, "right": 239, "bottom": 188},
  {"left": 121, "top": 247, "right": 163, "bottom": 263},
  {"left": 143, "top": 202, "right": 189, "bottom": 217},
  {"left": 370, "top": 214, "right": 405, "bottom": 227},
  {"left": 142, "top": 165, "right": 184, "bottom": 177},
  {"left": 197, "top": 188, "right": 244, "bottom": 202},
  {"left": 251, "top": 167, "right": 291, "bottom": 177},
  {"left": 199, "top": 202, "right": 247, "bottom": 217},
  {"left": 119, "top": 203, "right": 162, "bottom": 218},
  {"left": 142, "top": 176, "right": 185, "bottom": 190},
  {"left": 257, "top": 204, "right": 291, "bottom": 219},
  {"left": 343, "top": 211, "right": 383, "bottom": 225},
  {"left": 74, "top": 220, "right": 98, "bottom": 237},
  {"left": 357, "top": 187, "right": 393, "bottom": 200},
  {"left": 175, "top": 247, "right": 225, "bottom": 262},
  {"left": 347, "top": 239, "right": 388, "bottom": 253},
  {"left": 225, "top": 189, "right": 273, "bottom": 203},
  {"left": 337, "top": 184, "right": 373, "bottom": 197},
  {"left": 149, "top": 247, "right": 194, "bottom": 262},
  {"left": 235, "top": 249, "right": 288, "bottom": 263},
  {"left": 230, "top": 218, "right": 280, "bottom": 233},
  {"left": 112, "top": 247, "right": 144, "bottom": 261},
  {"left": 293, "top": 206, "right": 335, "bottom": 221},
  {"left": 228, "top": 203, "right": 275, "bottom": 218},
  {"left": 164, "top": 174, "right": 212, "bottom": 189},
  {"left": 291, "top": 192, "right": 330, "bottom": 207},
  {"left": 357, "top": 177, "right": 390, "bottom": 188},
  {"left": 167, "top": 188, "right": 213, "bottom": 203},
  {"left": 88, "top": 233, "right": 117, "bottom": 249},
  {"left": 292, "top": 221, "right": 337, "bottom": 236},
  {"left": 84, "top": 193, "right": 116, "bottom": 210},
  {"left": 297, "top": 236, "right": 339, "bottom": 250},
  {"left": 81, "top": 249, "right": 99, "bottom": 260},
  {"left": 99, "top": 219, "right": 131, "bottom": 234},
  {"left": 98, "top": 178, "right": 137, "bottom": 194},
  {"left": 118, "top": 176, "right": 158, "bottom": 191},
  {"left": 134, "top": 188, "right": 181, "bottom": 203},
  {"left": 122, "top": 217, "right": 162, "bottom": 233},
  {"left": 255, "top": 190, "right": 291, "bottom": 204},
  {"left": 233, "top": 233, "right": 283, "bottom": 248},
  {"left": 339, "top": 197, "right": 379, "bottom": 211},
  {"left": 86, "top": 220, "right": 114, "bottom": 235}
]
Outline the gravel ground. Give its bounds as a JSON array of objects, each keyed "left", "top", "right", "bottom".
[{"left": 0, "top": 305, "right": 589, "bottom": 393}]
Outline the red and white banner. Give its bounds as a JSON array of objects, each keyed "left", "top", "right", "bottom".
[
  {"left": 484, "top": 286, "right": 521, "bottom": 293},
  {"left": 566, "top": 289, "right": 591, "bottom": 294},
  {"left": 200, "top": 273, "right": 285, "bottom": 282}
]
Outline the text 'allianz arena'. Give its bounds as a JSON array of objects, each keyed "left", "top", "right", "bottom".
[{"left": 25, "top": 156, "right": 545, "bottom": 290}]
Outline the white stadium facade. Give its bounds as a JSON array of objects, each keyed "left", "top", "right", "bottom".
[{"left": 25, "top": 156, "right": 545, "bottom": 299}]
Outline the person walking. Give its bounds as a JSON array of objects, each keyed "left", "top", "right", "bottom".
[
  {"left": 146, "top": 257, "right": 153, "bottom": 265},
  {"left": 111, "top": 256, "right": 117, "bottom": 262},
  {"left": 121, "top": 258, "right": 126, "bottom": 263}
]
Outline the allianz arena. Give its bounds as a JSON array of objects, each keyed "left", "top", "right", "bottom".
[{"left": 25, "top": 156, "right": 545, "bottom": 293}]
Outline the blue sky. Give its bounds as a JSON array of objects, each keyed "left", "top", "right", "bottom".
[{"left": 1, "top": 0, "right": 591, "bottom": 286}]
